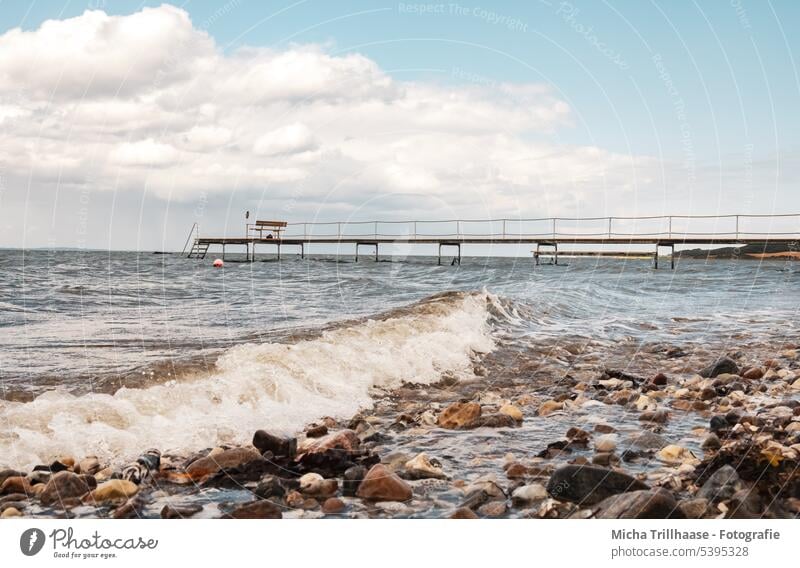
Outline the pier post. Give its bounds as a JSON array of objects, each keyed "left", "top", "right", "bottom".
[
  {"left": 375, "top": 243, "right": 379, "bottom": 262},
  {"left": 222, "top": 244, "right": 225, "bottom": 261},
  {"left": 252, "top": 242, "right": 256, "bottom": 262},
  {"left": 355, "top": 243, "right": 359, "bottom": 262},
  {"left": 277, "top": 242, "right": 281, "bottom": 260},
  {"left": 301, "top": 242, "right": 305, "bottom": 259},
  {"left": 654, "top": 244, "right": 658, "bottom": 269},
  {"left": 671, "top": 244, "right": 675, "bottom": 269},
  {"left": 554, "top": 242, "right": 558, "bottom": 265},
  {"left": 438, "top": 243, "right": 442, "bottom": 265}
]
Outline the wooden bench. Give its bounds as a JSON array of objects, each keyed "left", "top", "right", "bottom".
[{"left": 249, "top": 220, "right": 287, "bottom": 239}]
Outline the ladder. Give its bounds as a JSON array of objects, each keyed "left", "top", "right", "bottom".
[{"left": 187, "top": 240, "right": 210, "bottom": 259}]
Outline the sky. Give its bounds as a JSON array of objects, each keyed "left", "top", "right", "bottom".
[{"left": 0, "top": 0, "right": 798, "bottom": 250}]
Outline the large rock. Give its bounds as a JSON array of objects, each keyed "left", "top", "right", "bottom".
[
  {"left": 253, "top": 430, "right": 296, "bottom": 458},
  {"left": 699, "top": 357, "right": 740, "bottom": 378},
  {"left": 1, "top": 476, "right": 33, "bottom": 496},
  {"left": 225, "top": 500, "right": 282, "bottom": 519},
  {"left": 546, "top": 464, "right": 648, "bottom": 505},
  {"left": 39, "top": 471, "right": 90, "bottom": 506},
  {"left": 83, "top": 480, "right": 139, "bottom": 504},
  {"left": 184, "top": 447, "right": 265, "bottom": 481},
  {"left": 697, "top": 465, "right": 743, "bottom": 503},
  {"left": 594, "top": 489, "right": 683, "bottom": 519},
  {"left": 437, "top": 402, "right": 481, "bottom": 429},
  {"left": 356, "top": 464, "right": 412, "bottom": 502},
  {"left": 404, "top": 453, "right": 447, "bottom": 480}
]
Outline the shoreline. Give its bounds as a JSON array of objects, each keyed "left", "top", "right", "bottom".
[{"left": 2, "top": 341, "right": 798, "bottom": 519}]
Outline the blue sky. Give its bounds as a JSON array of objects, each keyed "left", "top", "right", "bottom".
[{"left": 0, "top": 1, "right": 798, "bottom": 249}]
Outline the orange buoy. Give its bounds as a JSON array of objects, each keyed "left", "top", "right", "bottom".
[{"left": 213, "top": 258, "right": 224, "bottom": 268}]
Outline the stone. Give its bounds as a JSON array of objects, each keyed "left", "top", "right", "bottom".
[
  {"left": 679, "top": 498, "right": 710, "bottom": 519},
  {"left": 594, "top": 424, "right": 616, "bottom": 434},
  {"left": 226, "top": 500, "right": 282, "bottom": 519},
  {"left": 160, "top": 504, "right": 203, "bottom": 519},
  {"left": 511, "top": 483, "right": 548, "bottom": 503},
  {"left": 449, "top": 507, "right": 479, "bottom": 519},
  {"left": 356, "top": 464, "right": 412, "bottom": 502},
  {"left": 701, "top": 434, "right": 721, "bottom": 450},
  {"left": 697, "top": 465, "right": 743, "bottom": 503},
  {"left": 700, "top": 387, "right": 717, "bottom": 400},
  {"left": 743, "top": 367, "right": 764, "bottom": 380},
  {"left": 592, "top": 453, "right": 619, "bottom": 467},
  {"left": 77, "top": 457, "right": 101, "bottom": 476},
  {"left": 437, "top": 402, "right": 481, "bottom": 429},
  {"left": 285, "top": 491, "right": 304, "bottom": 508},
  {"left": 0, "top": 470, "right": 25, "bottom": 487},
  {"left": 298, "top": 429, "right": 361, "bottom": 455},
  {"left": 299, "top": 473, "right": 337, "bottom": 498},
  {"left": 305, "top": 424, "right": 328, "bottom": 438},
  {"left": 253, "top": 430, "right": 297, "bottom": 458},
  {"left": 39, "top": 471, "right": 90, "bottom": 506},
  {"left": 342, "top": 465, "right": 367, "bottom": 497},
  {"left": 651, "top": 373, "right": 668, "bottom": 386},
  {"left": 1, "top": 507, "right": 22, "bottom": 518},
  {"left": 594, "top": 489, "right": 683, "bottom": 519},
  {"left": 254, "top": 475, "right": 285, "bottom": 499},
  {"left": 84, "top": 480, "right": 138, "bottom": 504},
  {"left": 710, "top": 415, "right": 728, "bottom": 431},
  {"left": 595, "top": 435, "right": 617, "bottom": 453},
  {"left": 466, "top": 413, "right": 518, "bottom": 428},
  {"left": 1, "top": 476, "right": 33, "bottom": 496},
  {"left": 404, "top": 453, "right": 447, "bottom": 480},
  {"left": 567, "top": 427, "right": 591, "bottom": 442},
  {"left": 546, "top": 464, "right": 648, "bottom": 505},
  {"left": 499, "top": 404, "right": 523, "bottom": 422},
  {"left": 477, "top": 500, "right": 507, "bottom": 517},
  {"left": 699, "top": 357, "right": 740, "bottom": 378},
  {"left": 639, "top": 409, "right": 669, "bottom": 423},
  {"left": 184, "top": 447, "right": 264, "bottom": 481},
  {"left": 322, "top": 497, "right": 345, "bottom": 514},
  {"left": 538, "top": 400, "right": 563, "bottom": 416},
  {"left": 656, "top": 445, "right": 700, "bottom": 465},
  {"left": 626, "top": 431, "right": 668, "bottom": 450}
]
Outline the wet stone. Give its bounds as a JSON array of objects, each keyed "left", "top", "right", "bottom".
[
  {"left": 161, "top": 504, "right": 204, "bottom": 519},
  {"left": 225, "top": 499, "right": 283, "bottom": 519},
  {"left": 594, "top": 489, "right": 683, "bottom": 519},
  {"left": 546, "top": 464, "right": 648, "bottom": 506},
  {"left": 699, "top": 357, "right": 740, "bottom": 378}
]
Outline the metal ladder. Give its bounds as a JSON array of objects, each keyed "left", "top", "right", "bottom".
[{"left": 181, "top": 223, "right": 207, "bottom": 258}]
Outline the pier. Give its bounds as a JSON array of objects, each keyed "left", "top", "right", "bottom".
[{"left": 182, "top": 214, "right": 800, "bottom": 269}]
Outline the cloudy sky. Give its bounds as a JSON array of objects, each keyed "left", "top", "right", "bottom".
[{"left": 0, "top": 1, "right": 798, "bottom": 250}]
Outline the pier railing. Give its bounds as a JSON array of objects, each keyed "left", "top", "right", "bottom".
[{"left": 278, "top": 214, "right": 800, "bottom": 241}]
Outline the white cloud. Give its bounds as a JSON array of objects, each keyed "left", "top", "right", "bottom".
[
  {"left": 253, "top": 123, "right": 318, "bottom": 157},
  {"left": 0, "top": 3, "right": 657, "bottom": 220}
]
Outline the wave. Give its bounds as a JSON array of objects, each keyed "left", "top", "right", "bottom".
[{"left": 0, "top": 291, "right": 496, "bottom": 471}]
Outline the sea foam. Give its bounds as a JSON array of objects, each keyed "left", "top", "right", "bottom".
[{"left": 0, "top": 292, "right": 495, "bottom": 470}]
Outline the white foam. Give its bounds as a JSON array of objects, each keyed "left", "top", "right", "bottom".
[{"left": 0, "top": 292, "right": 495, "bottom": 471}]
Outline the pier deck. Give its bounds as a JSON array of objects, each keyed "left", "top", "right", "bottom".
[{"left": 182, "top": 214, "right": 800, "bottom": 269}]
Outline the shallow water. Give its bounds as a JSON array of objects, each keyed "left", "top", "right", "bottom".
[{"left": 0, "top": 249, "right": 798, "bottom": 472}]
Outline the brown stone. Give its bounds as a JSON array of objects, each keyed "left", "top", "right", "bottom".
[
  {"left": 39, "top": 471, "right": 90, "bottom": 506},
  {"left": 160, "top": 504, "right": 204, "bottom": 519},
  {"left": 594, "top": 489, "right": 683, "bottom": 519},
  {"left": 0, "top": 476, "right": 33, "bottom": 496},
  {"left": 639, "top": 409, "right": 669, "bottom": 423},
  {"left": 537, "top": 400, "right": 563, "bottom": 416},
  {"left": 477, "top": 500, "right": 507, "bottom": 517},
  {"left": 226, "top": 500, "right": 282, "bottom": 519},
  {"left": 743, "top": 367, "right": 764, "bottom": 380},
  {"left": 437, "top": 402, "right": 481, "bottom": 429},
  {"left": 449, "top": 506, "right": 479, "bottom": 519},
  {"left": 322, "top": 497, "right": 345, "bottom": 514},
  {"left": 184, "top": 447, "right": 264, "bottom": 481},
  {"left": 356, "top": 464, "right": 412, "bottom": 502}
]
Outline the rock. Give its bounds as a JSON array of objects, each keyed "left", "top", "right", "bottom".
[
  {"left": 701, "top": 434, "right": 721, "bottom": 450},
  {"left": 700, "top": 387, "right": 717, "bottom": 400},
  {"left": 298, "top": 429, "right": 360, "bottom": 455},
  {"left": 679, "top": 498, "right": 710, "bottom": 519},
  {"left": 499, "top": 404, "right": 523, "bottom": 422},
  {"left": 567, "top": 427, "right": 591, "bottom": 442},
  {"left": 322, "top": 497, "right": 345, "bottom": 514},
  {"left": 546, "top": 464, "right": 648, "bottom": 505},
  {"left": 511, "top": 483, "right": 547, "bottom": 503},
  {"left": 710, "top": 415, "right": 728, "bottom": 431},
  {"left": 253, "top": 430, "right": 296, "bottom": 458},
  {"left": 651, "top": 373, "right": 668, "bottom": 386},
  {"left": 404, "top": 453, "right": 447, "bottom": 480},
  {"left": 656, "top": 445, "right": 700, "bottom": 465},
  {"left": 466, "top": 413, "right": 518, "bottom": 428},
  {"left": 1, "top": 476, "right": 33, "bottom": 496},
  {"left": 592, "top": 453, "right": 619, "bottom": 467},
  {"left": 356, "top": 464, "right": 412, "bottom": 502},
  {"left": 699, "top": 357, "right": 740, "bottom": 378},
  {"left": 449, "top": 507, "right": 479, "bottom": 519},
  {"left": 697, "top": 465, "right": 743, "bottom": 503},
  {"left": 285, "top": 491, "right": 304, "bottom": 508},
  {"left": 305, "top": 424, "right": 328, "bottom": 438},
  {"left": 594, "top": 424, "right": 616, "bottom": 434},
  {"left": 343, "top": 465, "right": 367, "bottom": 497},
  {"left": 160, "top": 504, "right": 203, "bottom": 519},
  {"left": 626, "top": 431, "right": 668, "bottom": 450},
  {"left": 437, "top": 402, "right": 481, "bottom": 429},
  {"left": 1, "top": 507, "right": 22, "bottom": 518},
  {"left": 595, "top": 435, "right": 617, "bottom": 453},
  {"left": 84, "top": 480, "right": 138, "bottom": 504},
  {"left": 77, "top": 457, "right": 101, "bottom": 476},
  {"left": 298, "top": 473, "right": 337, "bottom": 498},
  {"left": 184, "top": 447, "right": 265, "bottom": 481},
  {"left": 226, "top": 500, "right": 282, "bottom": 519},
  {"left": 594, "top": 489, "right": 682, "bottom": 519},
  {"left": 743, "top": 367, "right": 764, "bottom": 380},
  {"left": 0, "top": 470, "right": 25, "bottom": 487},
  {"left": 639, "top": 409, "right": 669, "bottom": 423},
  {"left": 538, "top": 400, "right": 563, "bottom": 416},
  {"left": 254, "top": 475, "right": 285, "bottom": 499},
  {"left": 39, "top": 471, "right": 90, "bottom": 506},
  {"left": 477, "top": 500, "right": 507, "bottom": 517}
]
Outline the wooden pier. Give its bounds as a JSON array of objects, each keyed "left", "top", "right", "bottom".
[{"left": 181, "top": 214, "right": 800, "bottom": 269}]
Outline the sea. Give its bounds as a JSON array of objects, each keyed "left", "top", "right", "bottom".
[{"left": 1, "top": 249, "right": 798, "bottom": 471}]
